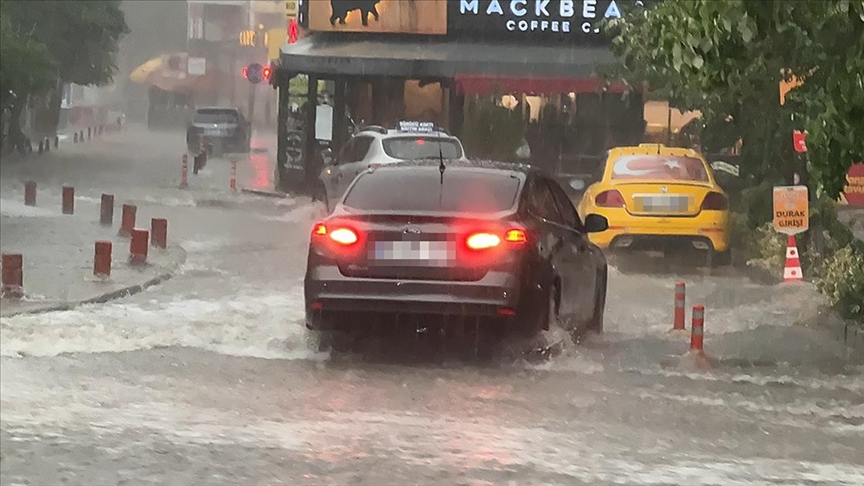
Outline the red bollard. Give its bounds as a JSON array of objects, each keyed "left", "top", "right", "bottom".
[
  {"left": 129, "top": 228, "right": 149, "bottom": 265},
  {"left": 62, "top": 186, "right": 75, "bottom": 215},
  {"left": 230, "top": 159, "right": 237, "bottom": 191},
  {"left": 690, "top": 305, "right": 705, "bottom": 352},
  {"left": 673, "top": 281, "right": 686, "bottom": 331},
  {"left": 179, "top": 154, "right": 189, "bottom": 189},
  {"left": 100, "top": 194, "right": 114, "bottom": 226},
  {"left": 1, "top": 253, "right": 24, "bottom": 299},
  {"left": 151, "top": 218, "right": 167, "bottom": 249},
  {"left": 24, "top": 181, "right": 37, "bottom": 206},
  {"left": 94, "top": 241, "right": 112, "bottom": 277},
  {"left": 119, "top": 204, "right": 136, "bottom": 237}
]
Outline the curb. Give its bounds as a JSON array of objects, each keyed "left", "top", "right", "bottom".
[
  {"left": 1, "top": 246, "right": 187, "bottom": 318},
  {"left": 241, "top": 188, "right": 293, "bottom": 199}
]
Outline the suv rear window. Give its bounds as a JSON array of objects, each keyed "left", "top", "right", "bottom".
[
  {"left": 382, "top": 137, "right": 463, "bottom": 160},
  {"left": 343, "top": 169, "right": 520, "bottom": 213},
  {"left": 195, "top": 109, "right": 239, "bottom": 124},
  {"left": 610, "top": 155, "right": 710, "bottom": 182}
]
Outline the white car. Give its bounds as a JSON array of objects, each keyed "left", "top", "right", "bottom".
[{"left": 315, "top": 123, "right": 468, "bottom": 212}]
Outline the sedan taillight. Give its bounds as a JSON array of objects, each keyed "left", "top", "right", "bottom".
[
  {"left": 595, "top": 190, "right": 626, "bottom": 208},
  {"left": 701, "top": 192, "right": 728, "bottom": 211}
]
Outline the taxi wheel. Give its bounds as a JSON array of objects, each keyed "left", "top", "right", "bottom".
[{"left": 708, "top": 249, "right": 732, "bottom": 268}]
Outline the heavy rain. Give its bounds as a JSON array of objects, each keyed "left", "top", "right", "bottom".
[{"left": 1, "top": 1, "right": 862, "bottom": 485}]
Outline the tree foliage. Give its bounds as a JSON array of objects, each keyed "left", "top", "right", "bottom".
[
  {"left": 609, "top": 0, "right": 864, "bottom": 197},
  {"left": 0, "top": 12, "right": 55, "bottom": 110}
]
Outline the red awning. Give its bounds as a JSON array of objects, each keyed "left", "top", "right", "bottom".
[{"left": 454, "top": 74, "right": 629, "bottom": 96}]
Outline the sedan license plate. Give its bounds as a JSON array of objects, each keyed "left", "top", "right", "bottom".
[
  {"left": 204, "top": 128, "right": 227, "bottom": 137},
  {"left": 371, "top": 241, "right": 454, "bottom": 264},
  {"left": 634, "top": 194, "right": 691, "bottom": 213}
]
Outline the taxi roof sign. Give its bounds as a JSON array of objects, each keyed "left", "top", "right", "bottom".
[
  {"left": 773, "top": 185, "right": 809, "bottom": 235},
  {"left": 397, "top": 121, "right": 435, "bottom": 133}
]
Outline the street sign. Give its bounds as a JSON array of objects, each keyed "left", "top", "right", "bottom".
[
  {"left": 838, "top": 163, "right": 864, "bottom": 207},
  {"left": 793, "top": 130, "right": 808, "bottom": 153},
  {"left": 286, "top": 0, "right": 298, "bottom": 19},
  {"left": 773, "top": 185, "right": 809, "bottom": 235},
  {"left": 397, "top": 121, "right": 435, "bottom": 133}
]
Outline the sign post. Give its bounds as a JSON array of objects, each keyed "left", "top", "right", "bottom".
[{"left": 773, "top": 185, "right": 809, "bottom": 282}]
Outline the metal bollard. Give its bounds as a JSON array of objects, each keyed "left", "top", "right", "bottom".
[
  {"left": 673, "top": 281, "right": 686, "bottom": 330},
  {"left": 74, "top": 132, "right": 79, "bottom": 143},
  {"left": 100, "top": 194, "right": 114, "bottom": 226},
  {"left": 38, "top": 140, "right": 44, "bottom": 155},
  {"left": 129, "top": 229, "right": 149, "bottom": 265},
  {"left": 24, "top": 181, "right": 37, "bottom": 206},
  {"left": 690, "top": 305, "right": 705, "bottom": 353},
  {"left": 54, "top": 135, "right": 59, "bottom": 149},
  {"left": 119, "top": 204, "right": 136, "bottom": 237},
  {"left": 151, "top": 218, "right": 167, "bottom": 249},
  {"left": 1, "top": 253, "right": 24, "bottom": 299},
  {"left": 44, "top": 138, "right": 50, "bottom": 152},
  {"left": 94, "top": 241, "right": 112, "bottom": 277},
  {"left": 62, "top": 186, "right": 75, "bottom": 215}
]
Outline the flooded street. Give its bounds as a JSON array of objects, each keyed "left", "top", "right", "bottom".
[{"left": 1, "top": 130, "right": 862, "bottom": 485}]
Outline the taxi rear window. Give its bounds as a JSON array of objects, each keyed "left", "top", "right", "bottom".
[
  {"left": 343, "top": 169, "right": 519, "bottom": 213},
  {"left": 610, "top": 155, "right": 710, "bottom": 182}
]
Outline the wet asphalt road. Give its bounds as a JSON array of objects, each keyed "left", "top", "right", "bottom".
[{"left": 1, "top": 129, "right": 862, "bottom": 485}]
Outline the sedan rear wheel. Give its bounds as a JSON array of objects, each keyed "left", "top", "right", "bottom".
[{"left": 587, "top": 268, "right": 606, "bottom": 334}]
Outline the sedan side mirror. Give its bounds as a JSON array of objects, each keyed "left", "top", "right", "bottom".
[
  {"left": 321, "top": 148, "right": 333, "bottom": 165},
  {"left": 583, "top": 214, "right": 609, "bottom": 233}
]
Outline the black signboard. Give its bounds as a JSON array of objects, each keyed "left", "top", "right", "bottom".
[{"left": 447, "top": 0, "right": 646, "bottom": 43}]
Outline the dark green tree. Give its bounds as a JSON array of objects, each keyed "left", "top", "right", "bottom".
[{"left": 608, "top": 0, "right": 864, "bottom": 198}]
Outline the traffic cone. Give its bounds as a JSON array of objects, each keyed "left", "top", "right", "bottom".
[{"left": 783, "top": 235, "right": 804, "bottom": 282}]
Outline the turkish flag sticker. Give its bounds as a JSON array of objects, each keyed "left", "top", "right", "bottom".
[{"left": 793, "top": 130, "right": 808, "bottom": 153}]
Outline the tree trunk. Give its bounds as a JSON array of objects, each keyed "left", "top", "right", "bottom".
[{"left": 6, "top": 101, "right": 28, "bottom": 154}]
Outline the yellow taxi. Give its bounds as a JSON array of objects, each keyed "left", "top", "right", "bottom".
[{"left": 573, "top": 144, "right": 731, "bottom": 264}]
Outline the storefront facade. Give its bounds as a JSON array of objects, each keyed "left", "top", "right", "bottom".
[{"left": 273, "top": 0, "right": 649, "bottom": 192}]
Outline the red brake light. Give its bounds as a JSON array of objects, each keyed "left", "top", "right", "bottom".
[
  {"left": 416, "top": 139, "right": 426, "bottom": 145},
  {"left": 595, "top": 190, "right": 625, "bottom": 208},
  {"left": 466, "top": 232, "right": 500, "bottom": 250},
  {"left": 262, "top": 66, "right": 272, "bottom": 80},
  {"left": 465, "top": 228, "right": 527, "bottom": 251},
  {"left": 701, "top": 192, "right": 728, "bottom": 211},
  {"left": 329, "top": 228, "right": 358, "bottom": 246}
]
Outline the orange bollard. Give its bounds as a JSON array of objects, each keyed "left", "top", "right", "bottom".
[
  {"left": 673, "top": 281, "right": 686, "bottom": 330},
  {"left": 129, "top": 229, "right": 149, "bottom": 265},
  {"left": 230, "top": 159, "right": 237, "bottom": 191},
  {"left": 690, "top": 305, "right": 705, "bottom": 352},
  {"left": 24, "top": 181, "right": 36, "bottom": 206},
  {"left": 151, "top": 218, "right": 167, "bottom": 249},
  {"left": 179, "top": 154, "right": 189, "bottom": 189},
  {"left": 2, "top": 253, "right": 24, "bottom": 299},
  {"left": 100, "top": 194, "right": 114, "bottom": 226},
  {"left": 62, "top": 186, "right": 75, "bottom": 215},
  {"left": 94, "top": 241, "right": 112, "bottom": 277},
  {"left": 119, "top": 204, "right": 136, "bottom": 237}
]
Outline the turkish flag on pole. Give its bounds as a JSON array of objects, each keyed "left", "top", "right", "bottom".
[
  {"left": 288, "top": 18, "right": 299, "bottom": 44},
  {"left": 793, "top": 130, "right": 808, "bottom": 153}
]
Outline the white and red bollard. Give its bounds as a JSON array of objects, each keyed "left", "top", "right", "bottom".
[
  {"left": 1, "top": 253, "right": 24, "bottom": 299},
  {"left": 680, "top": 304, "right": 715, "bottom": 370},
  {"left": 24, "top": 181, "right": 36, "bottom": 207},
  {"left": 129, "top": 229, "right": 149, "bottom": 265},
  {"left": 179, "top": 154, "right": 189, "bottom": 189},
  {"left": 62, "top": 186, "right": 74, "bottom": 215},
  {"left": 230, "top": 159, "right": 237, "bottom": 192},
  {"left": 151, "top": 218, "right": 167, "bottom": 249},
  {"left": 94, "top": 241, "right": 112, "bottom": 278},
  {"left": 119, "top": 204, "right": 136, "bottom": 237},
  {"left": 671, "top": 281, "right": 686, "bottom": 332},
  {"left": 783, "top": 235, "right": 804, "bottom": 282}
]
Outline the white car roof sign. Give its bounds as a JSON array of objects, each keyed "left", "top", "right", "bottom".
[{"left": 397, "top": 121, "right": 435, "bottom": 133}]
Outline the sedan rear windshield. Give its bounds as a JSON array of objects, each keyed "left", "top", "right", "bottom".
[
  {"left": 382, "top": 137, "right": 463, "bottom": 160},
  {"left": 343, "top": 169, "right": 520, "bottom": 213},
  {"left": 610, "top": 155, "right": 710, "bottom": 182},
  {"left": 194, "top": 109, "right": 239, "bottom": 124}
]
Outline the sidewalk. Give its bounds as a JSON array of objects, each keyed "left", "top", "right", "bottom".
[{"left": 0, "top": 194, "right": 186, "bottom": 318}]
